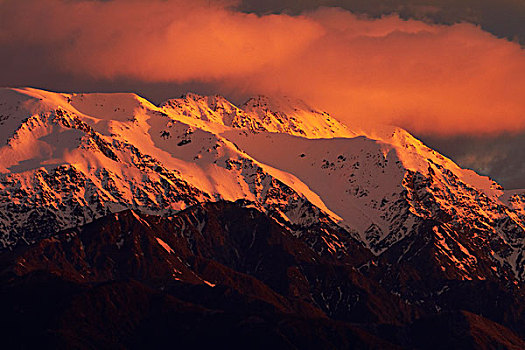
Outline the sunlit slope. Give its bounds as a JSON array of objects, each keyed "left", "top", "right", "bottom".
[
  {"left": 0, "top": 88, "right": 342, "bottom": 248},
  {"left": 1, "top": 87, "right": 524, "bottom": 281}
]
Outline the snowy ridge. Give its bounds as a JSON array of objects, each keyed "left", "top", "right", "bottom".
[
  {"left": 0, "top": 88, "right": 345, "bottom": 248},
  {"left": 0, "top": 87, "right": 524, "bottom": 282},
  {"left": 241, "top": 95, "right": 357, "bottom": 138},
  {"left": 160, "top": 93, "right": 266, "bottom": 133}
]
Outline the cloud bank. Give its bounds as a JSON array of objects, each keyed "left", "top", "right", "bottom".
[{"left": 1, "top": 0, "right": 525, "bottom": 135}]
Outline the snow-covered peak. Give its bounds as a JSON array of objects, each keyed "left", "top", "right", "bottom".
[
  {"left": 161, "top": 92, "right": 357, "bottom": 139},
  {"left": 241, "top": 95, "right": 357, "bottom": 139},
  {"left": 242, "top": 95, "right": 315, "bottom": 114},
  {"left": 160, "top": 92, "right": 265, "bottom": 133}
]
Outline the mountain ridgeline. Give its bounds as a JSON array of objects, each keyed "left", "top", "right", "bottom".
[{"left": 0, "top": 87, "right": 524, "bottom": 348}]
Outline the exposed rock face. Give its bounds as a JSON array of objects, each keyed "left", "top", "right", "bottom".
[{"left": 1, "top": 201, "right": 524, "bottom": 349}]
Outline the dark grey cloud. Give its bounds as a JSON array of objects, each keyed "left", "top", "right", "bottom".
[
  {"left": 421, "top": 133, "right": 525, "bottom": 189},
  {"left": 239, "top": 0, "right": 525, "bottom": 43}
]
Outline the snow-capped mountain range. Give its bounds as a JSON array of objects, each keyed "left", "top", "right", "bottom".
[{"left": 1, "top": 86, "right": 524, "bottom": 283}]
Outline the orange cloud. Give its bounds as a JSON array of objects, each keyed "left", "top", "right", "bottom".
[{"left": 2, "top": 0, "right": 525, "bottom": 135}]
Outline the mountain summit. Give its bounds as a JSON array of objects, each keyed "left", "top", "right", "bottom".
[{"left": 1, "top": 87, "right": 525, "bottom": 347}]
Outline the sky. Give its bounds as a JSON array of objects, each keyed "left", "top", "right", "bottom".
[{"left": 1, "top": 0, "right": 525, "bottom": 188}]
